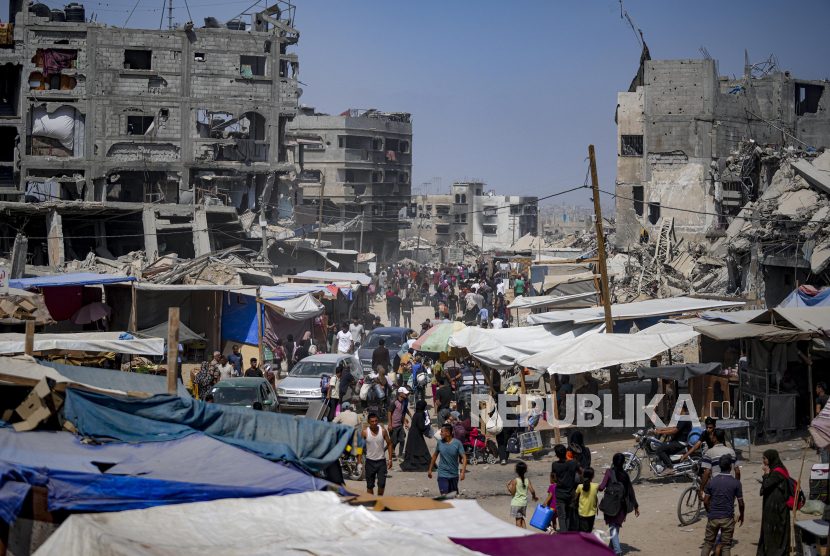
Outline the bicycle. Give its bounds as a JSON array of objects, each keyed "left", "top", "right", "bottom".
[{"left": 677, "top": 463, "right": 704, "bottom": 525}]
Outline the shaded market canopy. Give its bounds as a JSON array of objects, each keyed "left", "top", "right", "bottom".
[
  {"left": 138, "top": 321, "right": 204, "bottom": 344},
  {"left": 636, "top": 362, "right": 722, "bottom": 382},
  {"left": 0, "top": 332, "right": 164, "bottom": 355}
]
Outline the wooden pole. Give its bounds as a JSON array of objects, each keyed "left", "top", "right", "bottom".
[
  {"left": 589, "top": 144, "right": 618, "bottom": 417},
  {"left": 166, "top": 307, "right": 180, "bottom": 395},
  {"left": 256, "top": 294, "right": 264, "bottom": 365},
  {"left": 809, "top": 343, "right": 815, "bottom": 419},
  {"left": 792, "top": 440, "right": 810, "bottom": 555},
  {"left": 24, "top": 321, "right": 34, "bottom": 355},
  {"left": 316, "top": 175, "right": 325, "bottom": 247},
  {"left": 551, "top": 384, "right": 561, "bottom": 445}
]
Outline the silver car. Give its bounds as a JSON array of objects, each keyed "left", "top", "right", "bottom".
[{"left": 276, "top": 354, "right": 363, "bottom": 409}]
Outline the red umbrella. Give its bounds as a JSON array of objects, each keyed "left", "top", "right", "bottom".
[{"left": 70, "top": 302, "right": 112, "bottom": 324}]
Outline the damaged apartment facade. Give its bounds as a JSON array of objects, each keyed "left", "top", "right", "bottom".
[
  {"left": 408, "top": 182, "right": 538, "bottom": 251},
  {"left": 0, "top": 1, "right": 300, "bottom": 266},
  {"left": 615, "top": 54, "right": 830, "bottom": 247},
  {"left": 287, "top": 106, "right": 412, "bottom": 261}
]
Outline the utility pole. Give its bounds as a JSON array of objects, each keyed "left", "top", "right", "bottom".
[
  {"left": 168, "top": 0, "right": 173, "bottom": 30},
  {"left": 316, "top": 175, "right": 325, "bottom": 247},
  {"left": 358, "top": 212, "right": 364, "bottom": 255},
  {"left": 414, "top": 201, "right": 425, "bottom": 263},
  {"left": 589, "top": 144, "right": 619, "bottom": 417}
]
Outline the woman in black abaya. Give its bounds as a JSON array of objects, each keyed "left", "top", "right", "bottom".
[{"left": 400, "top": 400, "right": 432, "bottom": 471}]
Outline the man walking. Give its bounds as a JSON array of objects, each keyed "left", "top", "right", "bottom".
[
  {"left": 217, "top": 355, "right": 234, "bottom": 381},
  {"left": 388, "top": 291, "right": 402, "bottom": 328},
  {"left": 699, "top": 428, "right": 740, "bottom": 499},
  {"left": 701, "top": 454, "right": 744, "bottom": 556},
  {"left": 362, "top": 413, "right": 393, "bottom": 496},
  {"left": 350, "top": 316, "right": 365, "bottom": 344},
  {"left": 436, "top": 378, "right": 452, "bottom": 425},
  {"left": 389, "top": 387, "right": 409, "bottom": 461},
  {"left": 336, "top": 322, "right": 353, "bottom": 354},
  {"left": 402, "top": 294, "right": 414, "bottom": 328},
  {"left": 551, "top": 444, "right": 581, "bottom": 531},
  {"left": 428, "top": 423, "right": 467, "bottom": 496},
  {"left": 371, "top": 338, "right": 391, "bottom": 373}
]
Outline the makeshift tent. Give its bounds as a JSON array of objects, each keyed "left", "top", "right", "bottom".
[
  {"left": 507, "top": 291, "right": 598, "bottom": 311},
  {"left": 779, "top": 287, "right": 830, "bottom": 308},
  {"left": 693, "top": 323, "right": 814, "bottom": 343},
  {"left": 0, "top": 428, "right": 329, "bottom": 524},
  {"left": 448, "top": 322, "right": 603, "bottom": 369},
  {"left": 541, "top": 273, "right": 600, "bottom": 298},
  {"left": 519, "top": 330, "right": 700, "bottom": 375},
  {"left": 138, "top": 321, "right": 204, "bottom": 344},
  {"left": 34, "top": 491, "right": 473, "bottom": 556},
  {"left": 62, "top": 388, "right": 353, "bottom": 472},
  {"left": 293, "top": 270, "right": 372, "bottom": 285},
  {"left": 9, "top": 273, "right": 135, "bottom": 289},
  {"left": 260, "top": 293, "right": 324, "bottom": 320},
  {"left": 260, "top": 284, "right": 336, "bottom": 301},
  {"left": 525, "top": 296, "right": 744, "bottom": 326},
  {"left": 636, "top": 362, "right": 722, "bottom": 382},
  {"left": 0, "top": 332, "right": 164, "bottom": 355},
  {"left": 221, "top": 290, "right": 259, "bottom": 345},
  {"left": 699, "top": 309, "right": 766, "bottom": 323}
]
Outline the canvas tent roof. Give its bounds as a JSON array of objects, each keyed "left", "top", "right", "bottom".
[
  {"left": 260, "top": 292, "right": 324, "bottom": 321},
  {"left": 34, "top": 491, "right": 474, "bottom": 556},
  {"left": 294, "top": 270, "right": 372, "bottom": 285},
  {"left": 525, "top": 297, "right": 744, "bottom": 325},
  {"left": 0, "top": 428, "right": 329, "bottom": 524},
  {"left": 699, "top": 310, "right": 766, "bottom": 323},
  {"left": 636, "top": 362, "right": 722, "bottom": 382},
  {"left": 138, "top": 321, "right": 204, "bottom": 344},
  {"left": 519, "top": 330, "right": 700, "bottom": 375},
  {"left": 9, "top": 273, "right": 135, "bottom": 289},
  {"left": 448, "top": 322, "right": 603, "bottom": 369},
  {"left": 694, "top": 323, "right": 816, "bottom": 343},
  {"left": 749, "top": 307, "right": 830, "bottom": 333},
  {"left": 507, "top": 292, "right": 598, "bottom": 310},
  {"left": 260, "top": 284, "right": 335, "bottom": 301},
  {"left": 0, "top": 332, "right": 164, "bottom": 355}
]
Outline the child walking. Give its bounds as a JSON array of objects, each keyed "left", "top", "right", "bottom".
[
  {"left": 574, "top": 467, "right": 599, "bottom": 533},
  {"left": 541, "top": 471, "right": 558, "bottom": 533},
  {"left": 507, "top": 462, "right": 537, "bottom": 528}
]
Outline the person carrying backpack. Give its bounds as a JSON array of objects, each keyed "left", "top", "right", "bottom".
[
  {"left": 757, "top": 449, "right": 793, "bottom": 556},
  {"left": 598, "top": 453, "right": 639, "bottom": 556}
]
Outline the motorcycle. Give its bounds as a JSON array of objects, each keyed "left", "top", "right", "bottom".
[
  {"left": 621, "top": 428, "right": 700, "bottom": 483},
  {"left": 339, "top": 447, "right": 364, "bottom": 481}
]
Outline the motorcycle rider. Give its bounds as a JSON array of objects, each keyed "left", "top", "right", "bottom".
[{"left": 653, "top": 404, "right": 692, "bottom": 472}]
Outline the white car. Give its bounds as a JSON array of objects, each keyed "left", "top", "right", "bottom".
[{"left": 276, "top": 354, "right": 363, "bottom": 409}]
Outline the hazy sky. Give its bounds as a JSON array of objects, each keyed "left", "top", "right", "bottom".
[{"left": 12, "top": 0, "right": 830, "bottom": 205}]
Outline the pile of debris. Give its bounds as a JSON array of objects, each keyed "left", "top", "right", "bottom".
[{"left": 143, "top": 246, "right": 278, "bottom": 286}]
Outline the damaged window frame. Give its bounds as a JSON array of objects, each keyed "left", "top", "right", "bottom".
[
  {"left": 240, "top": 55, "right": 267, "bottom": 77},
  {"left": 124, "top": 49, "right": 152, "bottom": 71},
  {"left": 621, "top": 134, "right": 644, "bottom": 156}
]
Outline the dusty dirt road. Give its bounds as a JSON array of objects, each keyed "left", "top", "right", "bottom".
[{"left": 339, "top": 295, "right": 820, "bottom": 555}]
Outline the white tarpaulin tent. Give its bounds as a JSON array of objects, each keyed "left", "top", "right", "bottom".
[
  {"left": 373, "top": 499, "right": 531, "bottom": 539},
  {"left": 525, "top": 296, "right": 744, "bottom": 325},
  {"left": 519, "top": 330, "right": 700, "bottom": 375},
  {"left": 33, "top": 491, "right": 475, "bottom": 556},
  {"left": 448, "top": 322, "right": 603, "bottom": 369},
  {"left": 0, "top": 332, "right": 164, "bottom": 355},
  {"left": 260, "top": 292, "right": 324, "bottom": 320},
  {"left": 507, "top": 291, "right": 597, "bottom": 310}
]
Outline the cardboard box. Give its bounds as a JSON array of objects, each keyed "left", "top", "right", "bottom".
[{"left": 13, "top": 379, "right": 64, "bottom": 432}]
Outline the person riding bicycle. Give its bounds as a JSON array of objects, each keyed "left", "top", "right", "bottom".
[
  {"left": 680, "top": 417, "right": 717, "bottom": 463},
  {"left": 653, "top": 405, "right": 692, "bottom": 472}
]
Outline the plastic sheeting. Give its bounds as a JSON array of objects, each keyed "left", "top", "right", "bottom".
[
  {"left": 0, "top": 428, "right": 328, "bottom": 524},
  {"left": 0, "top": 355, "right": 127, "bottom": 396},
  {"left": 31, "top": 105, "right": 76, "bottom": 150},
  {"left": 518, "top": 330, "right": 700, "bottom": 375},
  {"left": 261, "top": 293, "right": 324, "bottom": 320},
  {"left": 294, "top": 270, "right": 372, "bottom": 285},
  {"left": 138, "top": 321, "right": 204, "bottom": 344},
  {"left": 0, "top": 332, "right": 164, "bottom": 355},
  {"left": 525, "top": 296, "right": 745, "bottom": 325},
  {"left": 261, "top": 284, "right": 333, "bottom": 301},
  {"left": 221, "top": 291, "right": 258, "bottom": 345},
  {"left": 374, "top": 499, "right": 532, "bottom": 539},
  {"left": 779, "top": 287, "right": 830, "bottom": 308},
  {"left": 507, "top": 292, "right": 597, "bottom": 310},
  {"left": 636, "top": 362, "right": 722, "bottom": 381},
  {"left": 62, "top": 388, "right": 354, "bottom": 473},
  {"left": 9, "top": 273, "right": 135, "bottom": 290},
  {"left": 33, "top": 492, "right": 473, "bottom": 556},
  {"left": 38, "top": 360, "right": 190, "bottom": 397},
  {"left": 448, "top": 322, "right": 603, "bottom": 369}
]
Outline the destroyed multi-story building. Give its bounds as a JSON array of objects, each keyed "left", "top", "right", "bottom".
[
  {"left": 406, "top": 182, "right": 538, "bottom": 251},
  {"left": 286, "top": 106, "right": 412, "bottom": 260},
  {"left": 0, "top": 2, "right": 300, "bottom": 267},
  {"left": 615, "top": 51, "right": 830, "bottom": 248}
]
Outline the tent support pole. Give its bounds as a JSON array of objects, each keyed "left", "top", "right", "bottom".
[
  {"left": 166, "top": 307, "right": 179, "bottom": 395},
  {"left": 551, "top": 382, "right": 561, "bottom": 445},
  {"left": 24, "top": 321, "right": 34, "bottom": 355},
  {"left": 792, "top": 440, "right": 809, "bottom": 556},
  {"left": 809, "top": 343, "right": 814, "bottom": 419},
  {"left": 256, "top": 293, "right": 264, "bottom": 365},
  {"left": 130, "top": 282, "right": 138, "bottom": 333}
]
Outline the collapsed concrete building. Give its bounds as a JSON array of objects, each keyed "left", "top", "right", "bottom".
[
  {"left": 0, "top": 1, "right": 301, "bottom": 266},
  {"left": 406, "top": 182, "right": 538, "bottom": 251},
  {"left": 287, "top": 106, "right": 412, "bottom": 260},
  {"left": 615, "top": 51, "right": 830, "bottom": 248}
]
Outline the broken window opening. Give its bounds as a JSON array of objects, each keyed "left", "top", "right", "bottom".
[
  {"left": 795, "top": 83, "right": 823, "bottom": 116},
  {"left": 435, "top": 225, "right": 449, "bottom": 235},
  {"left": 338, "top": 135, "right": 372, "bottom": 150},
  {"left": 398, "top": 140, "right": 409, "bottom": 153},
  {"left": 483, "top": 225, "right": 497, "bottom": 236},
  {"left": 127, "top": 115, "right": 154, "bottom": 135},
  {"left": 385, "top": 138, "right": 399, "bottom": 152},
  {"left": 194, "top": 52, "right": 206, "bottom": 62},
  {"left": 299, "top": 169, "right": 321, "bottom": 182},
  {"left": 29, "top": 105, "right": 84, "bottom": 157},
  {"left": 510, "top": 205, "right": 520, "bottom": 215},
  {"left": 647, "top": 202, "right": 660, "bottom": 225},
  {"left": 240, "top": 55, "right": 266, "bottom": 77},
  {"left": 399, "top": 172, "right": 409, "bottom": 184},
  {"left": 196, "top": 110, "right": 266, "bottom": 140},
  {"left": 633, "top": 185, "right": 644, "bottom": 216},
  {"left": 344, "top": 169, "right": 371, "bottom": 183},
  {"left": 0, "top": 127, "right": 17, "bottom": 161},
  {"left": 124, "top": 50, "right": 152, "bottom": 71},
  {"left": 371, "top": 172, "right": 381, "bottom": 183},
  {"left": 2, "top": 64, "right": 21, "bottom": 115},
  {"left": 372, "top": 138, "right": 383, "bottom": 151},
  {"left": 621, "top": 135, "right": 644, "bottom": 156}
]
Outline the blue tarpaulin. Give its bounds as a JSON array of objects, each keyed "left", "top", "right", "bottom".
[
  {"left": 9, "top": 273, "right": 135, "bottom": 290},
  {"left": 63, "top": 389, "right": 354, "bottom": 473},
  {"left": 0, "top": 427, "right": 328, "bottom": 523},
  {"left": 779, "top": 288, "right": 830, "bottom": 308},
  {"left": 221, "top": 291, "right": 259, "bottom": 345}
]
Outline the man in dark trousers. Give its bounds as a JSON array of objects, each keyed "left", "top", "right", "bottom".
[
  {"left": 402, "top": 295, "right": 414, "bottom": 329},
  {"left": 435, "top": 378, "right": 453, "bottom": 425},
  {"left": 387, "top": 291, "right": 403, "bottom": 328},
  {"left": 701, "top": 454, "right": 744, "bottom": 556},
  {"left": 551, "top": 444, "right": 581, "bottom": 531},
  {"left": 363, "top": 307, "right": 375, "bottom": 332},
  {"left": 371, "top": 338, "right": 391, "bottom": 373}
]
